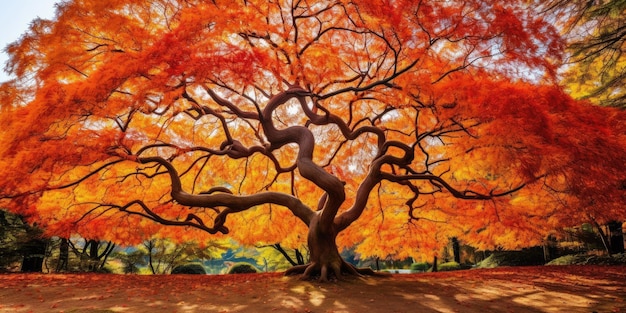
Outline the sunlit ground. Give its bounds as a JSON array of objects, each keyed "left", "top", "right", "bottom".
[{"left": 0, "top": 266, "right": 624, "bottom": 313}]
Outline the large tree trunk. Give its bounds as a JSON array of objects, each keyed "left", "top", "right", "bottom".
[
  {"left": 87, "top": 240, "right": 100, "bottom": 272},
  {"left": 608, "top": 221, "right": 625, "bottom": 255},
  {"left": 285, "top": 213, "right": 374, "bottom": 281}
]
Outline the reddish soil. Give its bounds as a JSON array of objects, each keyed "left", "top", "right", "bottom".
[{"left": 0, "top": 265, "right": 624, "bottom": 313}]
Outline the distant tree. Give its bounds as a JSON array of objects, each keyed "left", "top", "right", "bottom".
[
  {"left": 56, "top": 237, "right": 69, "bottom": 272},
  {"left": 0, "top": 210, "right": 24, "bottom": 271},
  {"left": 140, "top": 238, "right": 220, "bottom": 274},
  {"left": 67, "top": 239, "right": 115, "bottom": 272},
  {"left": 262, "top": 243, "right": 306, "bottom": 267},
  {"left": 607, "top": 221, "right": 625, "bottom": 255},
  {"left": 0, "top": 210, "right": 46, "bottom": 272},
  {"left": 116, "top": 249, "right": 147, "bottom": 274}
]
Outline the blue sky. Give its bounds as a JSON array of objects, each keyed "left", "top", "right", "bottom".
[{"left": 0, "top": 0, "right": 58, "bottom": 82}]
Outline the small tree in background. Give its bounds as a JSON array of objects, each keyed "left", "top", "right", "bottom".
[
  {"left": 139, "top": 238, "right": 222, "bottom": 274},
  {"left": 0, "top": 210, "right": 46, "bottom": 272}
]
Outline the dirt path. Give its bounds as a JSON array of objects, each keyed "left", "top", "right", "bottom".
[{"left": 1, "top": 266, "right": 624, "bottom": 313}]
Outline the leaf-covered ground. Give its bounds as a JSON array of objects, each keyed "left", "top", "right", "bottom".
[{"left": 0, "top": 266, "right": 624, "bottom": 313}]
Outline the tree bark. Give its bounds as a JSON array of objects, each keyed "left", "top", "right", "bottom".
[
  {"left": 593, "top": 221, "right": 613, "bottom": 256},
  {"left": 285, "top": 213, "right": 373, "bottom": 281},
  {"left": 56, "top": 238, "right": 69, "bottom": 272},
  {"left": 295, "top": 249, "right": 305, "bottom": 265},
  {"left": 451, "top": 237, "right": 461, "bottom": 264},
  {"left": 608, "top": 221, "right": 625, "bottom": 254},
  {"left": 147, "top": 241, "right": 156, "bottom": 274}
]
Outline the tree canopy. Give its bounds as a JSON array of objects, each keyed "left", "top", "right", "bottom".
[
  {"left": 544, "top": 0, "right": 626, "bottom": 107},
  {"left": 0, "top": 0, "right": 624, "bottom": 280}
]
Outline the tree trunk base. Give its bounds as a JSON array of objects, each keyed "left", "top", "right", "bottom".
[
  {"left": 284, "top": 261, "right": 382, "bottom": 282},
  {"left": 291, "top": 213, "right": 387, "bottom": 282}
]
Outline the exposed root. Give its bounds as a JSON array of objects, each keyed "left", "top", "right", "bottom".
[
  {"left": 284, "top": 264, "right": 310, "bottom": 276},
  {"left": 284, "top": 260, "right": 384, "bottom": 282}
]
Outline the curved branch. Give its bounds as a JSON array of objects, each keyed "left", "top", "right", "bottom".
[
  {"left": 115, "top": 200, "right": 228, "bottom": 234},
  {"left": 380, "top": 172, "right": 526, "bottom": 199},
  {"left": 260, "top": 87, "right": 346, "bottom": 227},
  {"left": 138, "top": 156, "right": 315, "bottom": 226},
  {"left": 295, "top": 94, "right": 386, "bottom": 149},
  {"left": 1, "top": 159, "right": 125, "bottom": 200},
  {"left": 334, "top": 154, "right": 396, "bottom": 231},
  {"left": 204, "top": 87, "right": 260, "bottom": 120},
  {"left": 316, "top": 58, "right": 419, "bottom": 99},
  {"left": 334, "top": 148, "right": 524, "bottom": 231}
]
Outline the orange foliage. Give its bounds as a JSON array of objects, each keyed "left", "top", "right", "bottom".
[{"left": 0, "top": 0, "right": 624, "bottom": 264}]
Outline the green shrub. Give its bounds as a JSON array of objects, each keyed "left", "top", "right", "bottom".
[
  {"left": 475, "top": 249, "right": 545, "bottom": 268},
  {"left": 438, "top": 261, "right": 460, "bottom": 271},
  {"left": 546, "top": 255, "right": 580, "bottom": 266},
  {"left": 227, "top": 262, "right": 259, "bottom": 274},
  {"left": 410, "top": 262, "right": 429, "bottom": 272},
  {"left": 171, "top": 263, "right": 206, "bottom": 274},
  {"left": 547, "top": 253, "right": 626, "bottom": 266}
]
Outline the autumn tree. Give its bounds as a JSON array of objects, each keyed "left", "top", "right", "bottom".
[
  {"left": 543, "top": 0, "right": 626, "bottom": 107},
  {"left": 543, "top": 0, "right": 626, "bottom": 253},
  {"left": 71, "top": 239, "right": 116, "bottom": 272},
  {"left": 1, "top": 0, "right": 625, "bottom": 281}
]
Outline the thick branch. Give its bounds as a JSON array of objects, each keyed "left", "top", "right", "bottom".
[
  {"left": 334, "top": 154, "right": 395, "bottom": 231},
  {"left": 138, "top": 156, "right": 315, "bottom": 227},
  {"left": 260, "top": 87, "right": 346, "bottom": 227},
  {"left": 111, "top": 200, "right": 229, "bottom": 234}
]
